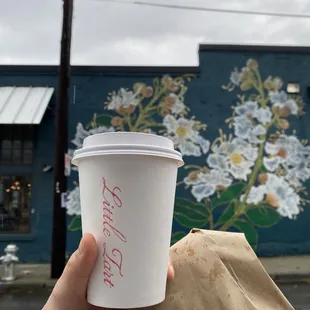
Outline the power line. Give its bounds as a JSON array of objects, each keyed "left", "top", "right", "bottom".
[{"left": 96, "top": 0, "right": 310, "bottom": 19}]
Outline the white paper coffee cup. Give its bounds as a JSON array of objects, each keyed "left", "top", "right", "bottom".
[{"left": 72, "top": 132, "right": 183, "bottom": 309}]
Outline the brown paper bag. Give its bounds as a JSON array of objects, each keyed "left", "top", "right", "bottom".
[{"left": 142, "top": 229, "right": 294, "bottom": 310}]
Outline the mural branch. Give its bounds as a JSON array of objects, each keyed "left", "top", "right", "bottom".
[{"left": 66, "top": 59, "right": 310, "bottom": 249}]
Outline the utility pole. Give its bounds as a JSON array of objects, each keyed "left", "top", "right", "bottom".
[{"left": 51, "top": 0, "right": 74, "bottom": 279}]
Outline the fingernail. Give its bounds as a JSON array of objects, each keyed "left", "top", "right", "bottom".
[
  {"left": 169, "top": 265, "right": 175, "bottom": 279},
  {"left": 78, "top": 237, "right": 86, "bottom": 256}
]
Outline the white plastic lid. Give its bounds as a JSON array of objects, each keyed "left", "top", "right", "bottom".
[{"left": 72, "top": 132, "right": 184, "bottom": 167}]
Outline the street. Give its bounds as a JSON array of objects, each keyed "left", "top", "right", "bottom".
[
  {"left": 0, "top": 282, "right": 309, "bottom": 309},
  {"left": 279, "top": 282, "right": 310, "bottom": 310},
  {"left": 0, "top": 286, "right": 52, "bottom": 309}
]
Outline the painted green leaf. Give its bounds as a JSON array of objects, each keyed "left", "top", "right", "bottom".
[
  {"left": 233, "top": 219, "right": 258, "bottom": 249},
  {"left": 212, "top": 183, "right": 246, "bottom": 208},
  {"left": 171, "top": 231, "right": 187, "bottom": 245},
  {"left": 68, "top": 216, "right": 82, "bottom": 231},
  {"left": 260, "top": 164, "right": 268, "bottom": 173},
  {"left": 246, "top": 205, "right": 281, "bottom": 228},
  {"left": 216, "top": 201, "right": 236, "bottom": 225},
  {"left": 174, "top": 198, "right": 209, "bottom": 229},
  {"left": 93, "top": 114, "right": 112, "bottom": 126}
]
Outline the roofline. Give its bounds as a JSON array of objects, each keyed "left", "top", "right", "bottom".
[
  {"left": 0, "top": 65, "right": 200, "bottom": 74},
  {"left": 199, "top": 44, "right": 310, "bottom": 53}
]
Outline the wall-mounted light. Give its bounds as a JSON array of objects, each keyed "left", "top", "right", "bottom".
[{"left": 286, "top": 83, "right": 300, "bottom": 94}]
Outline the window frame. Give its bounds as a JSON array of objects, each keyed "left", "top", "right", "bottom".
[
  {"left": 0, "top": 125, "right": 35, "bottom": 236},
  {"left": 0, "top": 125, "right": 35, "bottom": 166},
  {"left": 0, "top": 174, "right": 32, "bottom": 234}
]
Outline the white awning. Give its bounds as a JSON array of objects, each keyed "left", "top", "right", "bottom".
[{"left": 0, "top": 86, "right": 54, "bottom": 124}]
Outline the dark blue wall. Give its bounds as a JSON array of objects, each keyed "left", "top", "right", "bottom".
[
  {"left": 0, "top": 71, "right": 57, "bottom": 262},
  {"left": 1, "top": 46, "right": 310, "bottom": 262},
  {"left": 198, "top": 48, "right": 310, "bottom": 256}
]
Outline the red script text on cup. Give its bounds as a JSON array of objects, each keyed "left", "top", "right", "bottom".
[{"left": 102, "top": 177, "right": 127, "bottom": 288}]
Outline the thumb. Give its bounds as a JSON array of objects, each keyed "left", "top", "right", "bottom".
[
  {"left": 59, "top": 233, "right": 98, "bottom": 294},
  {"left": 46, "top": 234, "right": 98, "bottom": 308}
]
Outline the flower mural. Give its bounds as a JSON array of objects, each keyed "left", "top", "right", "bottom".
[
  {"left": 163, "top": 115, "right": 210, "bottom": 156},
  {"left": 66, "top": 60, "right": 310, "bottom": 249},
  {"left": 66, "top": 74, "right": 208, "bottom": 231},
  {"left": 175, "top": 59, "right": 309, "bottom": 247}
]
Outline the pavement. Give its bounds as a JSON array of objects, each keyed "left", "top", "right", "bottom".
[
  {"left": 0, "top": 286, "right": 52, "bottom": 310},
  {"left": 1, "top": 281, "right": 310, "bottom": 310},
  {"left": 0, "top": 264, "right": 310, "bottom": 309},
  {"left": 260, "top": 255, "right": 310, "bottom": 278},
  {"left": 0, "top": 265, "right": 56, "bottom": 288},
  {"left": 278, "top": 281, "right": 310, "bottom": 310}
]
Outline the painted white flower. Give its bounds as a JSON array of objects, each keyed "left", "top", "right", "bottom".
[
  {"left": 207, "top": 154, "right": 229, "bottom": 171},
  {"left": 285, "top": 160, "right": 310, "bottom": 187},
  {"left": 249, "top": 124, "right": 266, "bottom": 143},
  {"left": 230, "top": 71, "right": 241, "bottom": 86},
  {"left": 106, "top": 88, "right": 141, "bottom": 110},
  {"left": 233, "top": 115, "right": 266, "bottom": 143},
  {"left": 208, "top": 138, "right": 258, "bottom": 181},
  {"left": 264, "top": 135, "right": 310, "bottom": 187},
  {"left": 66, "top": 186, "right": 81, "bottom": 216},
  {"left": 240, "top": 185, "right": 266, "bottom": 205},
  {"left": 263, "top": 157, "right": 280, "bottom": 172},
  {"left": 269, "top": 90, "right": 298, "bottom": 115},
  {"left": 226, "top": 70, "right": 241, "bottom": 91},
  {"left": 163, "top": 115, "right": 210, "bottom": 156},
  {"left": 255, "top": 107, "right": 272, "bottom": 125},
  {"left": 67, "top": 148, "right": 75, "bottom": 158},
  {"left": 240, "top": 174, "right": 301, "bottom": 219},
  {"left": 263, "top": 135, "right": 304, "bottom": 172},
  {"left": 190, "top": 170, "right": 232, "bottom": 202},
  {"left": 233, "top": 101, "right": 271, "bottom": 142},
  {"left": 264, "top": 174, "right": 300, "bottom": 219},
  {"left": 233, "top": 116, "right": 251, "bottom": 139},
  {"left": 235, "top": 101, "right": 258, "bottom": 117},
  {"left": 71, "top": 122, "right": 115, "bottom": 149},
  {"left": 269, "top": 90, "right": 287, "bottom": 104}
]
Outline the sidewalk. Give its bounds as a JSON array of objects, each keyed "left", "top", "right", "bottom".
[
  {"left": 0, "top": 264, "right": 56, "bottom": 287},
  {"left": 1, "top": 259, "right": 310, "bottom": 310},
  {"left": 1, "top": 255, "right": 310, "bottom": 287},
  {"left": 260, "top": 255, "right": 310, "bottom": 281}
]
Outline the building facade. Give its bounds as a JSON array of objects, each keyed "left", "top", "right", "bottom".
[{"left": 1, "top": 45, "right": 310, "bottom": 263}]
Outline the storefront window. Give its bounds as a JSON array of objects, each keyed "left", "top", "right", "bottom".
[
  {"left": 0, "top": 176, "right": 31, "bottom": 233},
  {"left": 0, "top": 125, "right": 34, "bottom": 165}
]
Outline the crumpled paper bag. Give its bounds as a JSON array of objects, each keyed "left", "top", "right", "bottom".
[{"left": 142, "top": 229, "right": 294, "bottom": 310}]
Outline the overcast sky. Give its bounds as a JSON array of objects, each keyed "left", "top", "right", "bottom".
[{"left": 0, "top": 0, "right": 310, "bottom": 66}]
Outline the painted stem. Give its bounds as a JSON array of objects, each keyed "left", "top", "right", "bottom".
[
  {"left": 218, "top": 157, "right": 262, "bottom": 231},
  {"left": 184, "top": 165, "right": 202, "bottom": 170},
  {"left": 126, "top": 113, "right": 133, "bottom": 131},
  {"left": 139, "top": 123, "right": 165, "bottom": 131},
  {"left": 119, "top": 122, "right": 125, "bottom": 131},
  {"left": 255, "top": 70, "right": 267, "bottom": 107},
  {"left": 218, "top": 200, "right": 239, "bottom": 231},
  {"left": 218, "top": 71, "right": 275, "bottom": 232},
  {"left": 132, "top": 87, "right": 167, "bottom": 131},
  {"left": 218, "top": 117, "right": 277, "bottom": 231}
]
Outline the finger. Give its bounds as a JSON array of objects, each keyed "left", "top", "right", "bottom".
[
  {"left": 52, "top": 234, "right": 98, "bottom": 300},
  {"left": 167, "top": 257, "right": 175, "bottom": 281}
]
